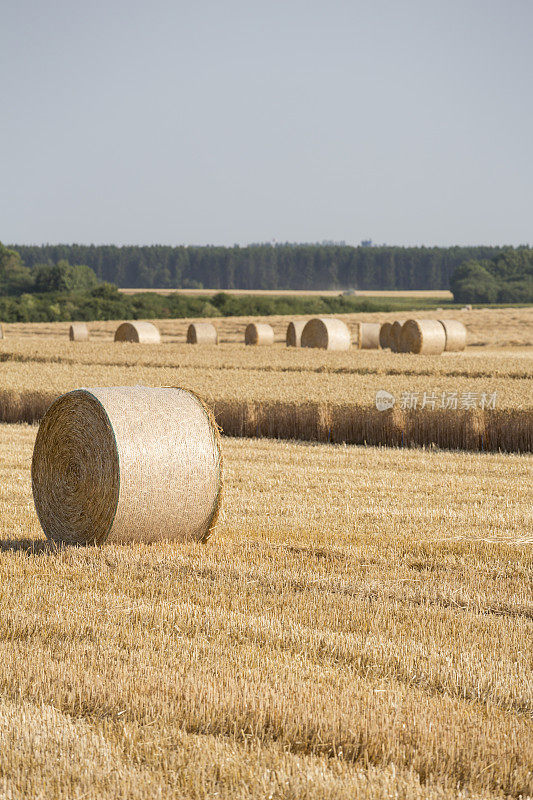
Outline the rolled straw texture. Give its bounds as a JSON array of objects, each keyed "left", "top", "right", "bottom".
[
  {"left": 357, "top": 322, "right": 381, "bottom": 350},
  {"left": 31, "top": 386, "right": 222, "bottom": 546},
  {"left": 389, "top": 321, "right": 407, "bottom": 353},
  {"left": 114, "top": 321, "right": 161, "bottom": 343},
  {"left": 379, "top": 322, "right": 392, "bottom": 349},
  {"left": 69, "top": 322, "right": 89, "bottom": 342},
  {"left": 439, "top": 319, "right": 466, "bottom": 352},
  {"left": 187, "top": 322, "right": 218, "bottom": 344},
  {"left": 245, "top": 323, "right": 274, "bottom": 345},
  {"left": 286, "top": 320, "right": 307, "bottom": 347},
  {"left": 301, "top": 318, "right": 351, "bottom": 351},
  {"left": 400, "top": 319, "right": 446, "bottom": 355}
]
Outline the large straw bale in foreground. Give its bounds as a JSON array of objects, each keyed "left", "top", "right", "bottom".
[
  {"left": 114, "top": 321, "right": 161, "bottom": 343},
  {"left": 245, "top": 323, "right": 275, "bottom": 345},
  {"left": 379, "top": 322, "right": 392, "bottom": 349},
  {"left": 286, "top": 320, "right": 307, "bottom": 347},
  {"left": 301, "top": 318, "right": 351, "bottom": 351},
  {"left": 69, "top": 322, "right": 89, "bottom": 341},
  {"left": 357, "top": 322, "right": 381, "bottom": 350},
  {"left": 390, "top": 320, "right": 407, "bottom": 352},
  {"left": 400, "top": 319, "right": 446, "bottom": 355},
  {"left": 31, "top": 386, "right": 222, "bottom": 546},
  {"left": 187, "top": 322, "right": 218, "bottom": 344},
  {"left": 439, "top": 319, "right": 466, "bottom": 352}
]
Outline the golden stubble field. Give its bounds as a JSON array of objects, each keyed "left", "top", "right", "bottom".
[
  {"left": 0, "top": 425, "right": 532, "bottom": 799},
  {"left": 3, "top": 306, "right": 533, "bottom": 348},
  {"left": 0, "top": 308, "right": 532, "bottom": 409}
]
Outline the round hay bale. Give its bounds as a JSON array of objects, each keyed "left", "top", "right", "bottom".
[
  {"left": 301, "top": 318, "right": 351, "bottom": 351},
  {"left": 357, "top": 322, "right": 381, "bottom": 350},
  {"left": 114, "top": 321, "right": 161, "bottom": 344},
  {"left": 245, "top": 323, "right": 274, "bottom": 345},
  {"left": 31, "top": 386, "right": 222, "bottom": 546},
  {"left": 286, "top": 320, "right": 307, "bottom": 347},
  {"left": 438, "top": 319, "right": 466, "bottom": 352},
  {"left": 0, "top": 323, "right": 3, "bottom": 340},
  {"left": 379, "top": 322, "right": 392, "bottom": 349},
  {"left": 400, "top": 319, "right": 446, "bottom": 355},
  {"left": 69, "top": 322, "right": 89, "bottom": 342},
  {"left": 390, "top": 320, "right": 407, "bottom": 353},
  {"left": 461, "top": 304, "right": 472, "bottom": 312},
  {"left": 187, "top": 322, "right": 218, "bottom": 344}
]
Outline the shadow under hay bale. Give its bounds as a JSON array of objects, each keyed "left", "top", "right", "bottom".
[
  {"left": 286, "top": 320, "right": 307, "bottom": 347},
  {"left": 114, "top": 321, "right": 161, "bottom": 344},
  {"left": 400, "top": 319, "right": 446, "bottom": 355},
  {"left": 439, "top": 319, "right": 467, "bottom": 352},
  {"left": 245, "top": 323, "right": 274, "bottom": 345},
  {"left": 69, "top": 322, "right": 89, "bottom": 342},
  {"left": 357, "top": 322, "right": 381, "bottom": 350},
  {"left": 301, "top": 318, "right": 351, "bottom": 351},
  {"left": 31, "top": 387, "right": 222, "bottom": 546},
  {"left": 187, "top": 322, "right": 218, "bottom": 344}
]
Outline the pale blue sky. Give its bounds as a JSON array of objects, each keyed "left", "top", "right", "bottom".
[{"left": 1, "top": 0, "right": 532, "bottom": 246}]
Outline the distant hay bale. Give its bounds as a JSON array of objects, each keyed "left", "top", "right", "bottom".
[
  {"left": 357, "top": 322, "right": 381, "bottom": 350},
  {"left": 69, "top": 322, "right": 89, "bottom": 342},
  {"left": 114, "top": 321, "right": 161, "bottom": 344},
  {"left": 379, "top": 322, "right": 392, "bottom": 349},
  {"left": 286, "top": 320, "right": 307, "bottom": 347},
  {"left": 400, "top": 319, "right": 446, "bottom": 355},
  {"left": 438, "top": 319, "right": 466, "bottom": 352},
  {"left": 301, "top": 318, "right": 351, "bottom": 351},
  {"left": 245, "top": 323, "right": 274, "bottom": 345},
  {"left": 31, "top": 386, "right": 222, "bottom": 546},
  {"left": 0, "top": 323, "right": 3, "bottom": 340},
  {"left": 461, "top": 304, "right": 473, "bottom": 311},
  {"left": 390, "top": 320, "right": 407, "bottom": 353},
  {"left": 187, "top": 322, "right": 218, "bottom": 344}
]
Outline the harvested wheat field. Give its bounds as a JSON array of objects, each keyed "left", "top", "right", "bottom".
[
  {"left": 0, "top": 423, "right": 532, "bottom": 799},
  {"left": 0, "top": 309, "right": 531, "bottom": 451}
]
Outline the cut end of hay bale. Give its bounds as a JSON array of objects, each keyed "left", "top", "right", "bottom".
[
  {"left": 301, "top": 318, "right": 351, "bottom": 351},
  {"left": 245, "top": 323, "right": 274, "bottom": 345},
  {"left": 357, "top": 322, "right": 381, "bottom": 350},
  {"left": 379, "top": 322, "right": 392, "bottom": 349},
  {"left": 438, "top": 319, "right": 467, "bottom": 352},
  {"left": 31, "top": 387, "right": 222, "bottom": 546},
  {"left": 389, "top": 320, "right": 407, "bottom": 353},
  {"left": 286, "top": 320, "right": 307, "bottom": 347},
  {"left": 187, "top": 322, "right": 219, "bottom": 344},
  {"left": 114, "top": 321, "right": 161, "bottom": 344},
  {"left": 400, "top": 319, "right": 446, "bottom": 355},
  {"left": 69, "top": 322, "right": 89, "bottom": 342}
]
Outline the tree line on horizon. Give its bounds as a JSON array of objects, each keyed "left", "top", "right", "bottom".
[
  {"left": 10, "top": 243, "right": 510, "bottom": 291},
  {"left": 0, "top": 243, "right": 530, "bottom": 323}
]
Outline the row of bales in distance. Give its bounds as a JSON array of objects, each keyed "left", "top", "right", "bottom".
[{"left": 65, "top": 317, "right": 466, "bottom": 354}]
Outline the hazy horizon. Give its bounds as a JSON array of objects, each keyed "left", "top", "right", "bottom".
[{"left": 2, "top": 0, "right": 532, "bottom": 248}]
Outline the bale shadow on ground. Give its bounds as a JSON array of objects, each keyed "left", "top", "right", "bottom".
[{"left": 0, "top": 538, "right": 58, "bottom": 555}]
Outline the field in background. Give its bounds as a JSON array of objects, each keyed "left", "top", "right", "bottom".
[
  {"left": 119, "top": 288, "right": 455, "bottom": 298},
  {"left": 3, "top": 306, "right": 531, "bottom": 347},
  {"left": 0, "top": 424, "right": 531, "bottom": 799},
  {"left": 0, "top": 308, "right": 531, "bottom": 451}
]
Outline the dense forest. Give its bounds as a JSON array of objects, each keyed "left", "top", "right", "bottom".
[
  {"left": 11, "top": 243, "right": 508, "bottom": 291},
  {"left": 1, "top": 243, "right": 530, "bottom": 322},
  {"left": 450, "top": 249, "right": 533, "bottom": 304}
]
